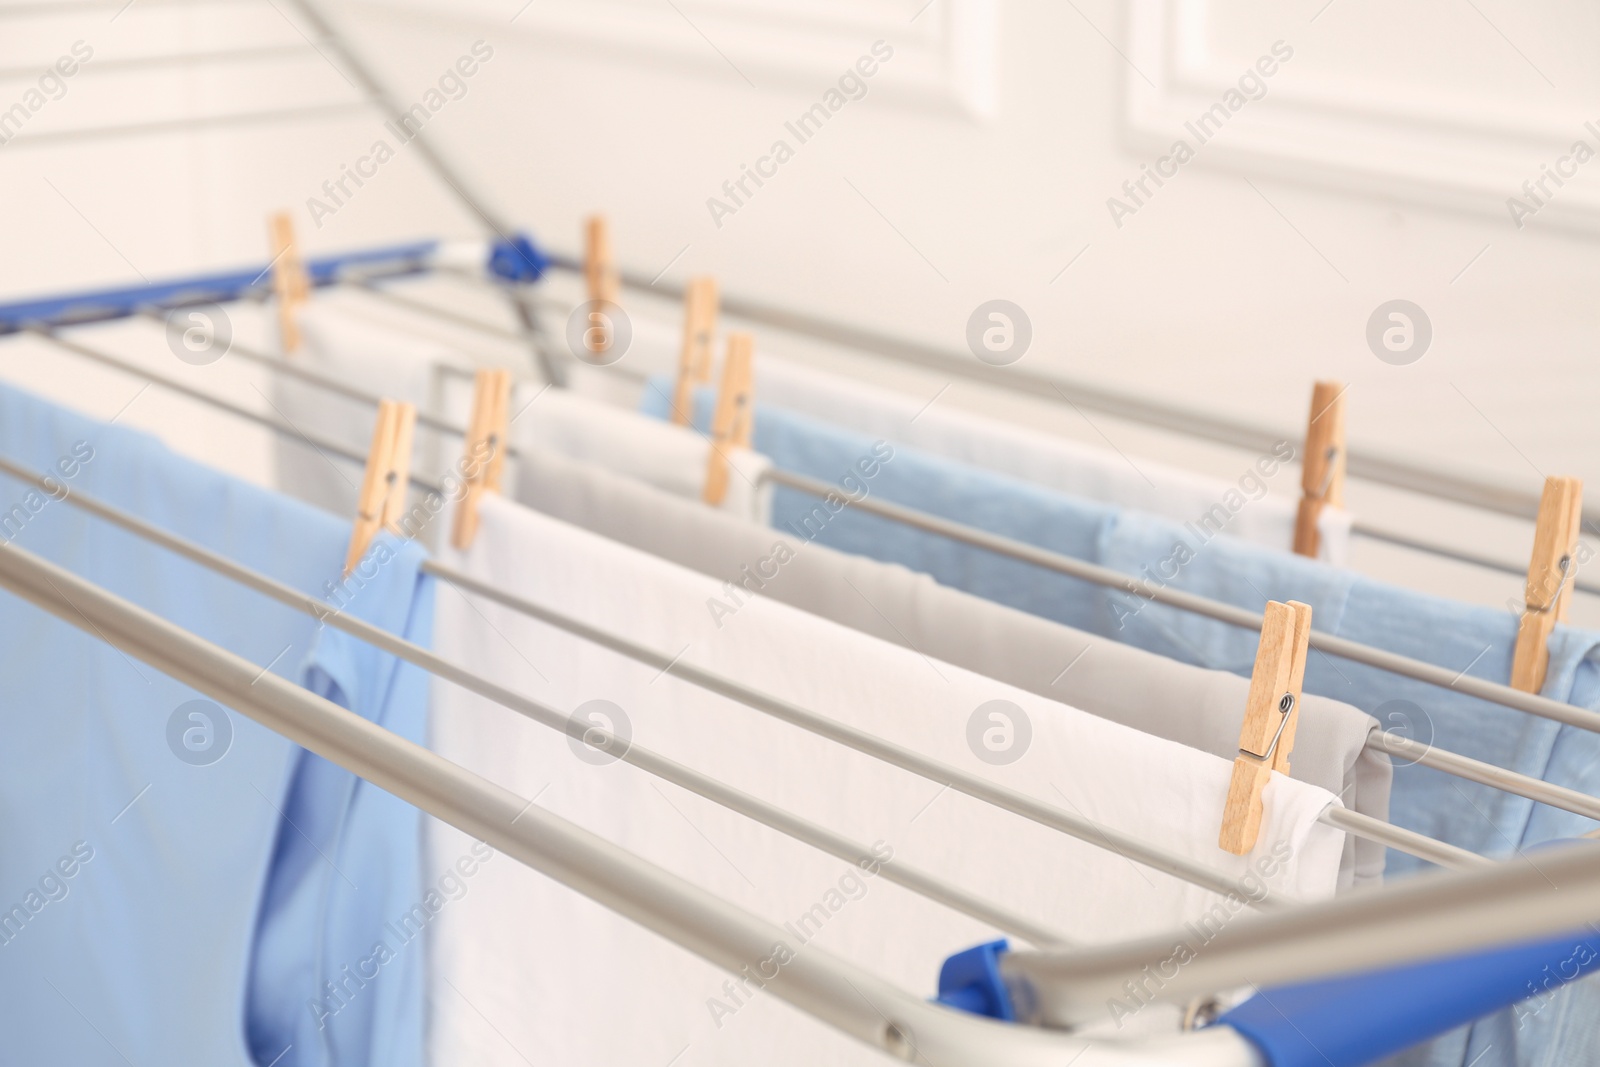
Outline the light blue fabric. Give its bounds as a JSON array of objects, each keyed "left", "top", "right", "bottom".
[
  {"left": 644, "top": 379, "right": 1600, "bottom": 1067},
  {"left": 0, "top": 381, "right": 430, "bottom": 1067}
]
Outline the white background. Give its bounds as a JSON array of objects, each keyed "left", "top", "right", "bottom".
[{"left": 1, "top": 0, "right": 1597, "bottom": 622}]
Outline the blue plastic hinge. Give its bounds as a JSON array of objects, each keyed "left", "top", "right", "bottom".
[
  {"left": 487, "top": 232, "right": 549, "bottom": 283},
  {"left": 935, "top": 939, "right": 1017, "bottom": 1021}
]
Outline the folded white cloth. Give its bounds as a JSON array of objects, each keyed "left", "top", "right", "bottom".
[
  {"left": 514, "top": 388, "right": 772, "bottom": 522},
  {"left": 426, "top": 494, "right": 1347, "bottom": 1066},
  {"left": 581, "top": 313, "right": 1352, "bottom": 562},
  {"left": 514, "top": 444, "right": 1389, "bottom": 889}
]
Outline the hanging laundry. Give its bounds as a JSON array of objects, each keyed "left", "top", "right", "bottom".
[
  {"left": 515, "top": 387, "right": 772, "bottom": 521},
  {"left": 606, "top": 322, "right": 1351, "bottom": 559},
  {"left": 280, "top": 303, "right": 773, "bottom": 522},
  {"left": 640, "top": 387, "right": 1600, "bottom": 1067},
  {"left": 425, "top": 493, "right": 1347, "bottom": 1066},
  {"left": 730, "top": 359, "right": 1349, "bottom": 561},
  {"left": 513, "top": 442, "right": 1390, "bottom": 888},
  {"left": 0, "top": 382, "right": 433, "bottom": 1067},
  {"left": 274, "top": 299, "right": 471, "bottom": 532}
]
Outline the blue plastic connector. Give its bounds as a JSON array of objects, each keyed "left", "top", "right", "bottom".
[
  {"left": 935, "top": 939, "right": 1017, "bottom": 1021},
  {"left": 487, "top": 232, "right": 549, "bottom": 283}
]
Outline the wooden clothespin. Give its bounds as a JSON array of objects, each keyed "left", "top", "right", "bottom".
[
  {"left": 1220, "top": 600, "right": 1312, "bottom": 855},
  {"left": 702, "top": 332, "right": 754, "bottom": 508},
  {"left": 268, "top": 211, "right": 311, "bottom": 354},
  {"left": 584, "top": 214, "right": 619, "bottom": 306},
  {"left": 1293, "top": 381, "right": 1347, "bottom": 558},
  {"left": 671, "top": 276, "right": 719, "bottom": 427},
  {"left": 451, "top": 368, "right": 512, "bottom": 550},
  {"left": 1511, "top": 476, "right": 1584, "bottom": 693},
  {"left": 344, "top": 399, "right": 417, "bottom": 575},
  {"left": 582, "top": 214, "right": 622, "bottom": 363}
]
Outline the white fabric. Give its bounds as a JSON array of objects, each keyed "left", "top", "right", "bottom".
[
  {"left": 275, "top": 302, "right": 772, "bottom": 525},
  {"left": 427, "top": 496, "right": 1346, "bottom": 1066},
  {"left": 273, "top": 302, "right": 472, "bottom": 539},
  {"left": 756, "top": 359, "right": 1351, "bottom": 562},
  {"left": 513, "top": 444, "right": 1391, "bottom": 889},
  {"left": 592, "top": 314, "right": 1353, "bottom": 562},
  {"left": 515, "top": 387, "right": 773, "bottom": 522}
]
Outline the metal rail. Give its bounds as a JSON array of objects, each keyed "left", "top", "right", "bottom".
[
  {"left": 0, "top": 538, "right": 1253, "bottom": 1067},
  {"left": 1372, "top": 731, "right": 1600, "bottom": 822},
  {"left": 537, "top": 255, "right": 1594, "bottom": 531},
  {"left": 0, "top": 454, "right": 1086, "bottom": 943},
  {"left": 1320, "top": 807, "right": 1488, "bottom": 871},
  {"left": 999, "top": 838, "right": 1600, "bottom": 1029},
  {"left": 1356, "top": 520, "right": 1600, "bottom": 599},
  {"left": 1, "top": 533, "right": 1594, "bottom": 1059},
  {"left": 353, "top": 271, "right": 1600, "bottom": 597},
  {"left": 428, "top": 561, "right": 1470, "bottom": 872},
  {"left": 765, "top": 468, "right": 1600, "bottom": 736},
  {"left": 30, "top": 326, "right": 1587, "bottom": 865}
]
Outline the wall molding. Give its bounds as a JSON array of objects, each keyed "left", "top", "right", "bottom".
[
  {"left": 1122, "top": 0, "right": 1600, "bottom": 235},
  {"left": 353, "top": 0, "right": 997, "bottom": 119}
]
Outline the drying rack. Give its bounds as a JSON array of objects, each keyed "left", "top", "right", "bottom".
[
  {"left": 2, "top": 235, "right": 1600, "bottom": 1066},
  {"left": 4, "top": 1, "right": 1600, "bottom": 1062},
  {"left": 5, "top": 529, "right": 1599, "bottom": 1067}
]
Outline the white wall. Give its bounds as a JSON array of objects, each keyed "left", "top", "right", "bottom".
[{"left": 2, "top": 0, "right": 1596, "bottom": 620}]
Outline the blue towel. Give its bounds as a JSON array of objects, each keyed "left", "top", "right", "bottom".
[
  {"left": 0, "top": 381, "right": 430, "bottom": 1067},
  {"left": 644, "top": 379, "right": 1600, "bottom": 1067}
]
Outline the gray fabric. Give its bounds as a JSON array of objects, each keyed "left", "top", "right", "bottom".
[{"left": 513, "top": 446, "right": 1391, "bottom": 889}]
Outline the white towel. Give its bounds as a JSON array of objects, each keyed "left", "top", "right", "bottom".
[
  {"left": 514, "top": 388, "right": 773, "bottom": 523},
  {"left": 585, "top": 314, "right": 1352, "bottom": 562},
  {"left": 426, "top": 495, "right": 1347, "bottom": 1066}
]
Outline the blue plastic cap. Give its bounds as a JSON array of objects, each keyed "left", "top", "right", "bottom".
[
  {"left": 1219, "top": 923, "right": 1600, "bottom": 1067},
  {"left": 487, "top": 232, "right": 549, "bottom": 283},
  {"left": 935, "top": 939, "right": 1017, "bottom": 1022}
]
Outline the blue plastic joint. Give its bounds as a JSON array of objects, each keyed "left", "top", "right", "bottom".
[
  {"left": 935, "top": 939, "right": 1017, "bottom": 1022},
  {"left": 487, "top": 232, "right": 548, "bottom": 283}
]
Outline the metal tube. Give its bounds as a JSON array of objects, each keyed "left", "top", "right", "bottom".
[
  {"left": 430, "top": 561, "right": 1474, "bottom": 871},
  {"left": 1, "top": 532, "right": 1588, "bottom": 1060},
  {"left": 44, "top": 326, "right": 1587, "bottom": 855},
  {"left": 1318, "top": 807, "right": 1491, "bottom": 871},
  {"left": 348, "top": 282, "right": 654, "bottom": 386},
  {"left": 1355, "top": 521, "right": 1600, "bottom": 599},
  {"left": 31, "top": 327, "right": 448, "bottom": 493},
  {"left": 36, "top": 328, "right": 1596, "bottom": 863},
  {"left": 767, "top": 468, "right": 1600, "bottom": 736},
  {"left": 132, "top": 311, "right": 467, "bottom": 440},
  {"left": 419, "top": 562, "right": 1312, "bottom": 900},
  {"left": 373, "top": 268, "right": 1600, "bottom": 587},
  {"left": 0, "top": 540, "right": 1233, "bottom": 1067},
  {"left": 1372, "top": 731, "right": 1600, "bottom": 822},
  {"left": 0, "top": 456, "right": 1068, "bottom": 947},
  {"left": 999, "top": 838, "right": 1600, "bottom": 1028},
  {"left": 0, "top": 443, "right": 1271, "bottom": 910},
  {"left": 359, "top": 278, "right": 528, "bottom": 342},
  {"left": 538, "top": 256, "right": 1591, "bottom": 530},
  {"left": 84, "top": 318, "right": 1593, "bottom": 748}
]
